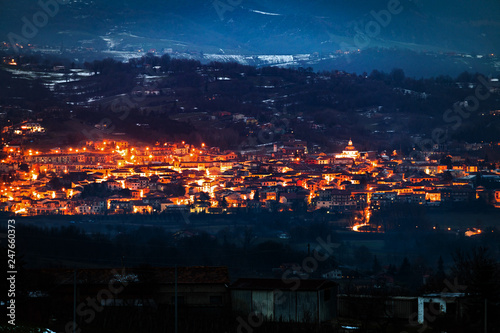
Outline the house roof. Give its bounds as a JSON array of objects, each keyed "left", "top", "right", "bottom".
[
  {"left": 231, "top": 278, "right": 337, "bottom": 291},
  {"left": 28, "top": 266, "right": 230, "bottom": 285},
  {"left": 155, "top": 266, "right": 229, "bottom": 284}
]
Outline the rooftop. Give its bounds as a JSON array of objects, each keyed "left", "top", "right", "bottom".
[{"left": 231, "top": 278, "right": 337, "bottom": 291}]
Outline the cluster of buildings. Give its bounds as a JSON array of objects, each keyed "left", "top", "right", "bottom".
[
  {"left": 3, "top": 122, "right": 46, "bottom": 136},
  {"left": 0, "top": 139, "right": 499, "bottom": 225}
]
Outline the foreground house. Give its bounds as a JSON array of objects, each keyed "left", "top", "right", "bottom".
[{"left": 231, "top": 278, "right": 338, "bottom": 323}]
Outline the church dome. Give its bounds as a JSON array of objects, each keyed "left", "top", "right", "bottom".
[{"left": 344, "top": 140, "right": 356, "bottom": 151}]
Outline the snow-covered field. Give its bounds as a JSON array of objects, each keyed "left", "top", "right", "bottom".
[
  {"left": 5, "top": 68, "right": 95, "bottom": 91},
  {"left": 201, "top": 53, "right": 321, "bottom": 67}
]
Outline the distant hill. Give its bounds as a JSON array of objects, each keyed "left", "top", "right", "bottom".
[
  {"left": 1, "top": 0, "right": 500, "bottom": 75},
  {"left": 1, "top": 56, "right": 499, "bottom": 151}
]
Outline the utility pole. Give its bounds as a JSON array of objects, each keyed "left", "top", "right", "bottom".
[
  {"left": 73, "top": 269, "right": 77, "bottom": 333},
  {"left": 175, "top": 265, "right": 178, "bottom": 333},
  {"left": 484, "top": 298, "right": 487, "bottom": 333}
]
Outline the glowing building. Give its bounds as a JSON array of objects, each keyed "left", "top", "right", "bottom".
[{"left": 335, "top": 140, "right": 360, "bottom": 160}]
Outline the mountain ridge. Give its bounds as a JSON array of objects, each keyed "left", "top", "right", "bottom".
[
  {"left": 1, "top": 0, "right": 499, "bottom": 54},
  {"left": 1, "top": 0, "right": 499, "bottom": 77}
]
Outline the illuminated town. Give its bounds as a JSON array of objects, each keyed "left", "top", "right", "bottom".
[
  {"left": 2, "top": 1, "right": 500, "bottom": 331},
  {"left": 1, "top": 137, "right": 499, "bottom": 231}
]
